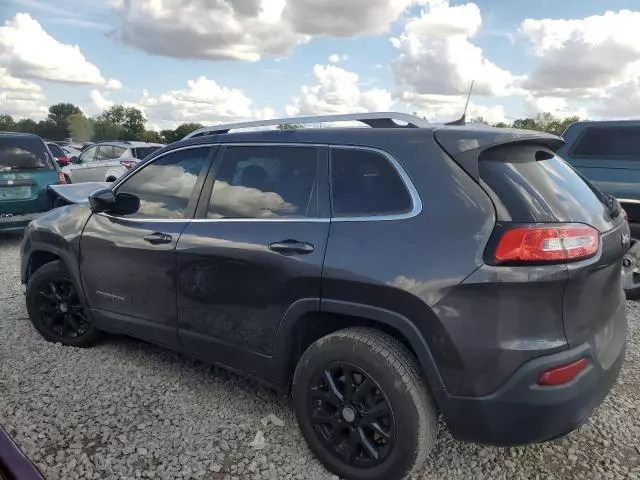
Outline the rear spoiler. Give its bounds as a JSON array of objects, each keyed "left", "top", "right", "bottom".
[
  {"left": 48, "top": 182, "right": 110, "bottom": 205},
  {"left": 434, "top": 126, "right": 565, "bottom": 181}
]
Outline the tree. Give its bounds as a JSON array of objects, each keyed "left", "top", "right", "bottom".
[
  {"left": 139, "top": 130, "right": 162, "bottom": 143},
  {"left": 0, "top": 114, "right": 16, "bottom": 131},
  {"left": 160, "top": 123, "right": 204, "bottom": 143},
  {"left": 92, "top": 119, "right": 122, "bottom": 141},
  {"left": 16, "top": 118, "right": 37, "bottom": 134},
  {"left": 67, "top": 113, "right": 93, "bottom": 142},
  {"left": 277, "top": 123, "right": 303, "bottom": 130},
  {"left": 469, "top": 116, "right": 489, "bottom": 125},
  {"left": 96, "top": 105, "right": 146, "bottom": 140},
  {"left": 47, "top": 103, "right": 82, "bottom": 139},
  {"left": 493, "top": 121, "right": 511, "bottom": 128},
  {"left": 34, "top": 120, "right": 59, "bottom": 140}
]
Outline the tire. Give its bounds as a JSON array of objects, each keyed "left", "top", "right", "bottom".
[
  {"left": 623, "top": 239, "right": 640, "bottom": 300},
  {"left": 26, "top": 260, "right": 105, "bottom": 347},
  {"left": 292, "top": 328, "right": 437, "bottom": 480},
  {"left": 106, "top": 176, "right": 116, "bottom": 182},
  {"left": 64, "top": 175, "right": 71, "bottom": 184}
]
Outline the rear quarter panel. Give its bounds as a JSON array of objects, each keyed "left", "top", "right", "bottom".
[{"left": 321, "top": 135, "right": 496, "bottom": 394}]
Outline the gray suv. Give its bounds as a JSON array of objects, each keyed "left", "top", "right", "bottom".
[
  {"left": 20, "top": 113, "right": 628, "bottom": 480},
  {"left": 61, "top": 141, "right": 163, "bottom": 183}
]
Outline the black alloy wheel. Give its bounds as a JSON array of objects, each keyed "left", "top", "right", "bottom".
[
  {"left": 34, "top": 279, "right": 89, "bottom": 339},
  {"left": 26, "top": 260, "right": 105, "bottom": 347},
  {"left": 308, "top": 363, "right": 395, "bottom": 468}
]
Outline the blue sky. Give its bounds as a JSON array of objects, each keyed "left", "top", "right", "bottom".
[{"left": 2, "top": 0, "right": 640, "bottom": 130}]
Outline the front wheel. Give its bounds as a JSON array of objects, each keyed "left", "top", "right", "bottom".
[
  {"left": 26, "top": 260, "right": 105, "bottom": 347},
  {"left": 292, "top": 328, "right": 437, "bottom": 480}
]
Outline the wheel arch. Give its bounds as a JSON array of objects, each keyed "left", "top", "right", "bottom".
[{"left": 273, "top": 298, "right": 449, "bottom": 411}]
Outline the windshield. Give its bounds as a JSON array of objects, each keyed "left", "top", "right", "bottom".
[{"left": 0, "top": 136, "right": 54, "bottom": 171}]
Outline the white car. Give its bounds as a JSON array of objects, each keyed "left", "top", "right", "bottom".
[{"left": 61, "top": 141, "right": 163, "bottom": 183}]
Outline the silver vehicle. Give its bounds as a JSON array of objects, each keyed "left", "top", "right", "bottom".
[{"left": 61, "top": 141, "right": 164, "bottom": 183}]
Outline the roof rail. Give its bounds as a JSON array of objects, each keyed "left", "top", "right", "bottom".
[{"left": 182, "top": 112, "right": 430, "bottom": 140}]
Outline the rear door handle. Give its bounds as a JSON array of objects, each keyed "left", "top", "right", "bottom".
[
  {"left": 269, "top": 240, "right": 314, "bottom": 255},
  {"left": 144, "top": 232, "right": 173, "bottom": 245}
]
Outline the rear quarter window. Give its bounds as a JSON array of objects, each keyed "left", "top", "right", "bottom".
[
  {"left": 479, "top": 144, "right": 612, "bottom": 230},
  {"left": 0, "top": 136, "right": 53, "bottom": 171},
  {"left": 572, "top": 126, "right": 640, "bottom": 158}
]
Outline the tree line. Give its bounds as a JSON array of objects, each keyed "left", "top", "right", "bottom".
[{"left": 0, "top": 103, "right": 583, "bottom": 145}]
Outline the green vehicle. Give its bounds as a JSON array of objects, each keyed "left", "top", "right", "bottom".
[{"left": 0, "top": 132, "right": 66, "bottom": 233}]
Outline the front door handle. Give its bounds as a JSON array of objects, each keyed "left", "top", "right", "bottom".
[
  {"left": 144, "top": 232, "right": 172, "bottom": 245},
  {"left": 269, "top": 240, "right": 314, "bottom": 255}
]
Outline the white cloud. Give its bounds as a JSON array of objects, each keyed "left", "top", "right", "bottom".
[
  {"left": 408, "top": 93, "right": 506, "bottom": 123},
  {"left": 328, "top": 53, "right": 348, "bottom": 64},
  {"left": 521, "top": 10, "right": 640, "bottom": 98},
  {"left": 590, "top": 78, "right": 640, "bottom": 119},
  {"left": 107, "top": 0, "right": 426, "bottom": 61},
  {"left": 391, "top": 0, "right": 518, "bottom": 100},
  {"left": 135, "top": 76, "right": 275, "bottom": 130},
  {"left": 285, "top": 64, "right": 393, "bottom": 116},
  {"left": 0, "top": 68, "right": 48, "bottom": 119},
  {"left": 0, "top": 13, "right": 121, "bottom": 88},
  {"left": 523, "top": 95, "right": 588, "bottom": 119},
  {"left": 89, "top": 89, "right": 114, "bottom": 113}
]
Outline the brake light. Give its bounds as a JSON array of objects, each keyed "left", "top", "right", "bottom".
[
  {"left": 56, "top": 155, "right": 70, "bottom": 166},
  {"left": 538, "top": 358, "right": 589, "bottom": 386},
  {"left": 494, "top": 224, "right": 599, "bottom": 263},
  {"left": 120, "top": 160, "right": 135, "bottom": 170},
  {"left": 57, "top": 172, "right": 66, "bottom": 184}
]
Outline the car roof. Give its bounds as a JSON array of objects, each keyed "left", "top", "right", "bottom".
[
  {"left": 93, "top": 141, "right": 165, "bottom": 148},
  {"left": 161, "top": 124, "right": 562, "bottom": 157},
  {"left": 0, "top": 131, "right": 42, "bottom": 139}
]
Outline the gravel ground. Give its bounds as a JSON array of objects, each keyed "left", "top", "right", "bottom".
[{"left": 1, "top": 233, "right": 639, "bottom": 480}]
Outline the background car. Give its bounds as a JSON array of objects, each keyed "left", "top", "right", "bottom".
[
  {"left": 0, "top": 132, "right": 66, "bottom": 233},
  {"left": 46, "top": 142, "right": 71, "bottom": 167},
  {"left": 61, "top": 141, "right": 163, "bottom": 183},
  {"left": 61, "top": 145, "right": 82, "bottom": 159},
  {"left": 559, "top": 120, "right": 640, "bottom": 296}
]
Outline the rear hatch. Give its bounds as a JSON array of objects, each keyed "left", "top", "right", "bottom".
[
  {"left": 436, "top": 128, "right": 628, "bottom": 351},
  {"left": 0, "top": 135, "right": 60, "bottom": 215}
]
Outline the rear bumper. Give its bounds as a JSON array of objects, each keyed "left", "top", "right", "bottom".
[
  {"left": 443, "top": 314, "right": 627, "bottom": 446},
  {"left": 0, "top": 212, "right": 43, "bottom": 232}
]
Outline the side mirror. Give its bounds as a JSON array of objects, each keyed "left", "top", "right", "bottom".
[
  {"left": 88, "top": 188, "right": 115, "bottom": 213},
  {"left": 70, "top": 156, "right": 80, "bottom": 164},
  {"left": 114, "top": 192, "right": 141, "bottom": 216}
]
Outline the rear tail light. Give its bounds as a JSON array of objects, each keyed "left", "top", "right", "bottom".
[
  {"left": 120, "top": 160, "right": 136, "bottom": 170},
  {"left": 57, "top": 172, "right": 66, "bottom": 184},
  {"left": 538, "top": 358, "right": 589, "bottom": 386},
  {"left": 494, "top": 224, "right": 599, "bottom": 263},
  {"left": 57, "top": 155, "right": 70, "bottom": 166}
]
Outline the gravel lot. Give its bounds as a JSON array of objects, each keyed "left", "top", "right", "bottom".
[{"left": 1, "top": 233, "right": 639, "bottom": 480}]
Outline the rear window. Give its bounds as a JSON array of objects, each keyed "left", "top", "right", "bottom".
[
  {"left": 47, "top": 143, "right": 65, "bottom": 157},
  {"left": 479, "top": 144, "right": 610, "bottom": 229},
  {"left": 572, "top": 126, "right": 640, "bottom": 158},
  {"left": 0, "top": 136, "right": 53, "bottom": 171},
  {"left": 132, "top": 146, "right": 161, "bottom": 159}
]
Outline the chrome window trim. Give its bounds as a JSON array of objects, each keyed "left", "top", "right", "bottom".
[
  {"left": 328, "top": 145, "right": 422, "bottom": 222},
  {"left": 103, "top": 142, "right": 422, "bottom": 223},
  {"left": 618, "top": 198, "right": 640, "bottom": 205}
]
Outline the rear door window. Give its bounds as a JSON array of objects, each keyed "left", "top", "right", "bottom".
[
  {"left": 572, "top": 126, "right": 640, "bottom": 158},
  {"left": 0, "top": 135, "right": 53, "bottom": 171},
  {"left": 479, "top": 144, "right": 612, "bottom": 230},
  {"left": 330, "top": 147, "right": 412, "bottom": 217},
  {"left": 132, "top": 146, "right": 161, "bottom": 159}
]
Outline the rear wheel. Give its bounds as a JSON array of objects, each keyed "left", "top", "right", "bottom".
[
  {"left": 106, "top": 176, "right": 117, "bottom": 182},
  {"left": 64, "top": 174, "right": 71, "bottom": 184},
  {"left": 26, "top": 261, "right": 104, "bottom": 347},
  {"left": 623, "top": 239, "right": 640, "bottom": 299},
  {"left": 292, "top": 328, "right": 437, "bottom": 480}
]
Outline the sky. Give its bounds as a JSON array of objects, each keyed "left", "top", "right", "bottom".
[{"left": 1, "top": 0, "right": 640, "bottom": 131}]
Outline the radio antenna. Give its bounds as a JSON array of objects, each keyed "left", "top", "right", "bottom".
[{"left": 445, "top": 80, "right": 474, "bottom": 126}]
